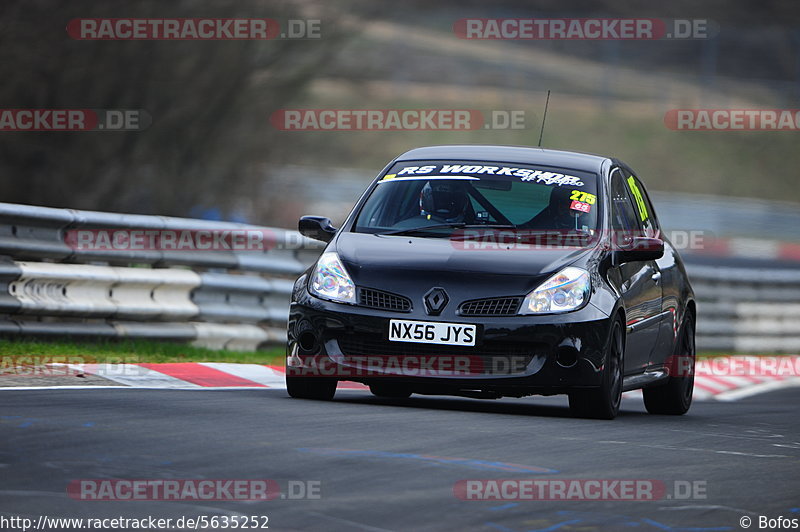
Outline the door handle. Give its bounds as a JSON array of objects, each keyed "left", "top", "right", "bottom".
[{"left": 651, "top": 272, "right": 662, "bottom": 283}]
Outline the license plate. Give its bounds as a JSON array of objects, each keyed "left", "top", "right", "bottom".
[{"left": 389, "top": 319, "right": 476, "bottom": 347}]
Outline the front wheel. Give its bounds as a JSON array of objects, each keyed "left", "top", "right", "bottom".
[
  {"left": 643, "top": 317, "right": 695, "bottom": 415},
  {"left": 568, "top": 319, "right": 624, "bottom": 420},
  {"left": 286, "top": 376, "right": 337, "bottom": 400}
]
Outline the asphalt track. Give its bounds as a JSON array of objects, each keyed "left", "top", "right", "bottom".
[{"left": 1, "top": 387, "right": 799, "bottom": 531}]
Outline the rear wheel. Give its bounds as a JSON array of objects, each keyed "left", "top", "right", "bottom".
[
  {"left": 286, "top": 376, "right": 337, "bottom": 400},
  {"left": 369, "top": 383, "right": 412, "bottom": 398},
  {"left": 568, "top": 319, "right": 623, "bottom": 420},
  {"left": 643, "top": 317, "right": 695, "bottom": 415}
]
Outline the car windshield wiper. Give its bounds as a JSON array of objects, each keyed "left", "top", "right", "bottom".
[
  {"left": 461, "top": 224, "right": 518, "bottom": 230},
  {"left": 377, "top": 223, "right": 528, "bottom": 236},
  {"left": 377, "top": 223, "right": 467, "bottom": 236}
]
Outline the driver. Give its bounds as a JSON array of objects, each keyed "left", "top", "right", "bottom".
[{"left": 419, "top": 181, "right": 470, "bottom": 223}]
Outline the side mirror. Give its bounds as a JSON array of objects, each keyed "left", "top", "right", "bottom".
[
  {"left": 614, "top": 237, "right": 664, "bottom": 264},
  {"left": 299, "top": 215, "right": 337, "bottom": 243}
]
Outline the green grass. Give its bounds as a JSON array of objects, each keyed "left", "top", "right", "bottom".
[{"left": 0, "top": 339, "right": 285, "bottom": 366}]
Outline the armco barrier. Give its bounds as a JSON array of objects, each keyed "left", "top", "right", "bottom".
[
  {"left": 0, "top": 202, "right": 795, "bottom": 353},
  {"left": 9, "top": 262, "right": 201, "bottom": 319},
  {"left": 689, "top": 265, "right": 800, "bottom": 353},
  {"left": 0, "top": 202, "right": 324, "bottom": 351}
]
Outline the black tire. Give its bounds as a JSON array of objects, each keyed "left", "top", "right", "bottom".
[
  {"left": 286, "top": 376, "right": 337, "bottom": 400},
  {"left": 643, "top": 317, "right": 695, "bottom": 415},
  {"left": 568, "top": 319, "right": 624, "bottom": 420},
  {"left": 369, "top": 383, "right": 412, "bottom": 398}
]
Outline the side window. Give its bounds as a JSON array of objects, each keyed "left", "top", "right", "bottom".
[
  {"left": 610, "top": 169, "right": 640, "bottom": 245},
  {"left": 626, "top": 172, "right": 659, "bottom": 237},
  {"left": 621, "top": 169, "right": 658, "bottom": 237}
]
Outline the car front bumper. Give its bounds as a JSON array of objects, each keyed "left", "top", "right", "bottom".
[{"left": 287, "top": 287, "right": 614, "bottom": 395}]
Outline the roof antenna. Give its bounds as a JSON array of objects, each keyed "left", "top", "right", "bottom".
[{"left": 537, "top": 90, "right": 551, "bottom": 147}]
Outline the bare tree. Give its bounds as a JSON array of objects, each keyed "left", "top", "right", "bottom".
[{"left": 0, "top": 0, "right": 358, "bottom": 220}]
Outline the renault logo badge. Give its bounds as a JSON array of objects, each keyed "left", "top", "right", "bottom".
[{"left": 423, "top": 287, "right": 449, "bottom": 316}]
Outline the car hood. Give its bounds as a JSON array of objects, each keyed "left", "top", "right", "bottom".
[{"left": 335, "top": 232, "right": 596, "bottom": 298}]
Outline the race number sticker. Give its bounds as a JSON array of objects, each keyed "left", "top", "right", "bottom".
[
  {"left": 569, "top": 190, "right": 595, "bottom": 213},
  {"left": 569, "top": 190, "right": 596, "bottom": 204}
]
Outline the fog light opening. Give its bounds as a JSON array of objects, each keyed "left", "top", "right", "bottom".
[
  {"left": 298, "top": 331, "right": 318, "bottom": 353},
  {"left": 556, "top": 346, "right": 579, "bottom": 368}
]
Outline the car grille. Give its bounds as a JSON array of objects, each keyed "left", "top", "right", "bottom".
[
  {"left": 336, "top": 336, "right": 544, "bottom": 375},
  {"left": 359, "top": 288, "right": 412, "bottom": 312},
  {"left": 459, "top": 296, "right": 522, "bottom": 316}
]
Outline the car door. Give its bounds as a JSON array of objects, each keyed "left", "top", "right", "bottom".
[
  {"left": 624, "top": 170, "right": 678, "bottom": 367},
  {"left": 609, "top": 167, "right": 663, "bottom": 375}
]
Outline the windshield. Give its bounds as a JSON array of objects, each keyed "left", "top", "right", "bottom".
[{"left": 353, "top": 160, "right": 600, "bottom": 237}]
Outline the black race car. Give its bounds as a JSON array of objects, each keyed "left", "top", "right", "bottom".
[{"left": 287, "top": 145, "right": 695, "bottom": 419}]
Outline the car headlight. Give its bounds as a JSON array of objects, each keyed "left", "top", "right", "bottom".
[
  {"left": 309, "top": 252, "right": 356, "bottom": 304},
  {"left": 520, "top": 267, "right": 590, "bottom": 314}
]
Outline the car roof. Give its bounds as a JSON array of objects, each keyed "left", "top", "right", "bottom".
[{"left": 395, "top": 145, "right": 609, "bottom": 174}]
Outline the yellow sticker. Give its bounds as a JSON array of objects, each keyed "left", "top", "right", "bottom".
[
  {"left": 569, "top": 190, "right": 596, "bottom": 205},
  {"left": 627, "top": 176, "right": 648, "bottom": 221},
  {"left": 381, "top": 173, "right": 396, "bottom": 181}
]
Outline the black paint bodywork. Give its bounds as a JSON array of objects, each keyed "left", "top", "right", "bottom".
[{"left": 288, "top": 146, "right": 695, "bottom": 398}]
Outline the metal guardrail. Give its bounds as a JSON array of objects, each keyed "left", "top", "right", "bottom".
[
  {"left": 689, "top": 265, "right": 800, "bottom": 352},
  {"left": 0, "top": 201, "right": 795, "bottom": 353},
  {"left": 0, "top": 202, "right": 316, "bottom": 273},
  {"left": 0, "top": 202, "right": 324, "bottom": 351},
  {"left": 651, "top": 192, "right": 800, "bottom": 243}
]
